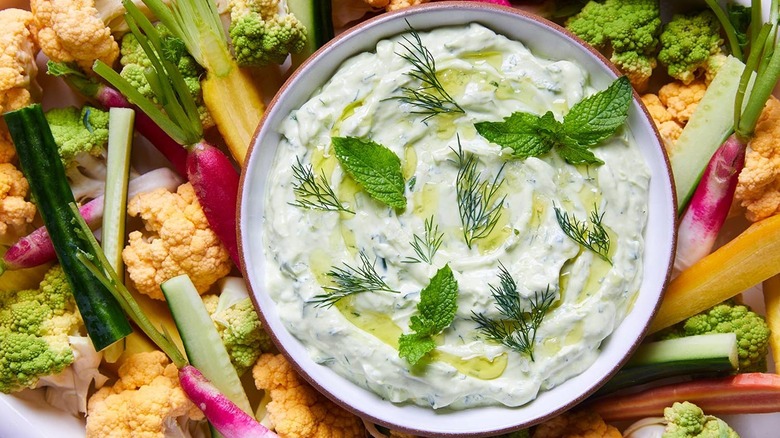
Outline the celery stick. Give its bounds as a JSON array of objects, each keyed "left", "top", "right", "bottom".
[
  {"left": 161, "top": 275, "right": 254, "bottom": 417},
  {"left": 102, "top": 108, "right": 135, "bottom": 277},
  {"left": 670, "top": 56, "right": 750, "bottom": 211}
]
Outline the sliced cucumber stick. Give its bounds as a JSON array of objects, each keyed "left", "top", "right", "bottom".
[
  {"left": 596, "top": 333, "right": 739, "bottom": 396},
  {"left": 289, "top": 0, "right": 334, "bottom": 67},
  {"left": 161, "top": 275, "right": 253, "bottom": 416}
]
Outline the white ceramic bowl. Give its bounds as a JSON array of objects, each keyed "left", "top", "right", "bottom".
[{"left": 239, "top": 2, "right": 676, "bottom": 436}]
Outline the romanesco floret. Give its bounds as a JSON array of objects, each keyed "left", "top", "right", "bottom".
[
  {"left": 663, "top": 302, "right": 770, "bottom": 372},
  {"left": 203, "top": 277, "right": 273, "bottom": 375},
  {"left": 44, "top": 105, "right": 109, "bottom": 165},
  {"left": 119, "top": 28, "right": 214, "bottom": 129},
  {"left": 661, "top": 402, "right": 739, "bottom": 438},
  {"left": 0, "top": 265, "right": 81, "bottom": 393},
  {"left": 565, "top": 0, "right": 661, "bottom": 91},
  {"left": 658, "top": 10, "right": 723, "bottom": 85},
  {"left": 228, "top": 0, "right": 307, "bottom": 67}
]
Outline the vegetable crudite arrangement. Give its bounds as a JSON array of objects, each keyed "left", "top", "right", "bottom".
[
  {"left": 240, "top": 2, "right": 675, "bottom": 435},
  {"left": 1, "top": 1, "right": 780, "bottom": 438}
]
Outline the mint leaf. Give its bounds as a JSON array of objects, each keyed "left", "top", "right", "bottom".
[
  {"left": 398, "top": 264, "right": 458, "bottom": 365},
  {"left": 556, "top": 137, "right": 604, "bottom": 165},
  {"left": 398, "top": 333, "right": 436, "bottom": 366},
  {"left": 474, "top": 111, "right": 553, "bottom": 159},
  {"left": 474, "top": 76, "right": 631, "bottom": 166},
  {"left": 332, "top": 137, "right": 406, "bottom": 209},
  {"left": 562, "top": 76, "right": 632, "bottom": 146}
]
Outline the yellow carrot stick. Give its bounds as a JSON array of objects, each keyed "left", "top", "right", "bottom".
[
  {"left": 202, "top": 66, "right": 264, "bottom": 165},
  {"left": 649, "top": 214, "right": 780, "bottom": 333},
  {"left": 763, "top": 274, "right": 780, "bottom": 369}
]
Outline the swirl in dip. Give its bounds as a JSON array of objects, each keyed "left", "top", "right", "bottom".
[{"left": 263, "top": 23, "right": 650, "bottom": 409}]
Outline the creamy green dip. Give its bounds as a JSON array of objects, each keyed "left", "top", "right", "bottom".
[{"left": 263, "top": 23, "right": 650, "bottom": 409}]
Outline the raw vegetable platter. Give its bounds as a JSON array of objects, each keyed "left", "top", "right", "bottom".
[{"left": 1, "top": 0, "right": 780, "bottom": 437}]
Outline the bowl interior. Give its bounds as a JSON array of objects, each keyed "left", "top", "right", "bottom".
[{"left": 239, "top": 3, "right": 676, "bottom": 436}]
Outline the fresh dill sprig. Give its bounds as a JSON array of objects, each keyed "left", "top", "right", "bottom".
[
  {"left": 289, "top": 156, "right": 353, "bottom": 213},
  {"left": 471, "top": 263, "right": 556, "bottom": 361},
  {"left": 454, "top": 142, "right": 506, "bottom": 248},
  {"left": 392, "top": 24, "right": 464, "bottom": 120},
  {"left": 310, "top": 251, "right": 399, "bottom": 308},
  {"left": 554, "top": 204, "right": 612, "bottom": 264},
  {"left": 403, "top": 216, "right": 444, "bottom": 264}
]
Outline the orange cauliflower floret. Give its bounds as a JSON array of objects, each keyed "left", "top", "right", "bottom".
[
  {"left": 532, "top": 409, "right": 621, "bottom": 438},
  {"left": 0, "top": 8, "right": 41, "bottom": 115},
  {"left": 641, "top": 93, "right": 683, "bottom": 146},
  {"left": 122, "top": 183, "right": 231, "bottom": 300},
  {"left": 735, "top": 96, "right": 780, "bottom": 222},
  {"left": 253, "top": 353, "right": 364, "bottom": 438},
  {"left": 641, "top": 80, "right": 707, "bottom": 148},
  {"left": 86, "top": 351, "right": 204, "bottom": 438},
  {"left": 658, "top": 79, "right": 707, "bottom": 124},
  {"left": 361, "top": 0, "right": 430, "bottom": 11},
  {"left": 0, "top": 9, "right": 40, "bottom": 239},
  {"left": 31, "top": 0, "right": 119, "bottom": 73},
  {"left": 0, "top": 163, "right": 37, "bottom": 237}
]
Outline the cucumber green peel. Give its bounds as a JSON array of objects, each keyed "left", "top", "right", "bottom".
[
  {"left": 4, "top": 105, "right": 132, "bottom": 351},
  {"left": 595, "top": 333, "right": 739, "bottom": 397}
]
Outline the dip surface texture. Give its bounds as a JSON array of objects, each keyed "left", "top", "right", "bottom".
[{"left": 263, "top": 23, "right": 650, "bottom": 409}]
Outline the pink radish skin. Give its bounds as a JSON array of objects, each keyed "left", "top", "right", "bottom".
[
  {"left": 187, "top": 142, "right": 240, "bottom": 265},
  {"left": 674, "top": 134, "right": 746, "bottom": 273},
  {"left": 0, "top": 168, "right": 182, "bottom": 273},
  {"left": 1, "top": 200, "right": 103, "bottom": 273},
  {"left": 178, "top": 365, "right": 278, "bottom": 438},
  {"left": 94, "top": 84, "right": 189, "bottom": 176}
]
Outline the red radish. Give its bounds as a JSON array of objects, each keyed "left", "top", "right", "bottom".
[
  {"left": 178, "top": 365, "right": 278, "bottom": 438},
  {"left": 187, "top": 143, "right": 240, "bottom": 264},
  {"left": 673, "top": 0, "right": 780, "bottom": 271},
  {"left": 588, "top": 373, "right": 780, "bottom": 422},
  {"left": 674, "top": 135, "right": 745, "bottom": 273},
  {"left": 91, "top": 1, "right": 245, "bottom": 267},
  {"left": 54, "top": 60, "right": 243, "bottom": 265},
  {"left": 0, "top": 168, "right": 182, "bottom": 273},
  {"left": 47, "top": 62, "right": 189, "bottom": 177}
]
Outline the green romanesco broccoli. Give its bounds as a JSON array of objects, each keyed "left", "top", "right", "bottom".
[
  {"left": 0, "top": 265, "right": 82, "bottom": 393},
  {"left": 119, "top": 26, "right": 214, "bottom": 129},
  {"left": 662, "top": 302, "right": 770, "bottom": 372},
  {"left": 44, "top": 106, "right": 109, "bottom": 166},
  {"left": 658, "top": 10, "right": 723, "bottom": 84},
  {"left": 661, "top": 402, "right": 739, "bottom": 438},
  {"left": 203, "top": 277, "right": 273, "bottom": 375},
  {"left": 228, "top": 0, "right": 307, "bottom": 67},
  {"left": 565, "top": 0, "right": 661, "bottom": 91}
]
